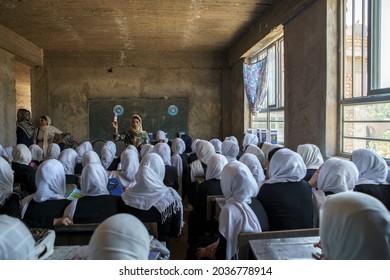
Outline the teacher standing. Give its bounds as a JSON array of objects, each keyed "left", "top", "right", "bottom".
[{"left": 112, "top": 114, "right": 150, "bottom": 149}]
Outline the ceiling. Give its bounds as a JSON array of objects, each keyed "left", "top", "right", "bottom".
[{"left": 0, "top": 0, "right": 276, "bottom": 54}]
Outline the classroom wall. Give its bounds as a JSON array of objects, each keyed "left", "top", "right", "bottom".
[
  {"left": 0, "top": 48, "right": 16, "bottom": 146},
  {"left": 30, "top": 52, "right": 226, "bottom": 143}
]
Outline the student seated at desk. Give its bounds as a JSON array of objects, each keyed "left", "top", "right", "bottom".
[
  {"left": 195, "top": 161, "right": 262, "bottom": 260},
  {"left": 100, "top": 141, "right": 120, "bottom": 171},
  {"left": 257, "top": 148, "right": 313, "bottom": 231},
  {"left": 187, "top": 154, "right": 228, "bottom": 245},
  {"left": 296, "top": 143, "right": 324, "bottom": 182},
  {"left": 108, "top": 149, "right": 139, "bottom": 190},
  {"left": 0, "top": 157, "right": 21, "bottom": 217},
  {"left": 351, "top": 148, "right": 390, "bottom": 210},
  {"left": 320, "top": 192, "right": 390, "bottom": 260},
  {"left": 119, "top": 153, "right": 183, "bottom": 244},
  {"left": 63, "top": 163, "right": 121, "bottom": 223},
  {"left": 11, "top": 144, "right": 37, "bottom": 198},
  {"left": 29, "top": 144, "right": 44, "bottom": 169},
  {"left": 21, "top": 159, "right": 73, "bottom": 228},
  {"left": 152, "top": 143, "right": 179, "bottom": 192},
  {"left": 87, "top": 213, "right": 150, "bottom": 260},
  {"left": 74, "top": 141, "right": 93, "bottom": 174},
  {"left": 221, "top": 140, "right": 239, "bottom": 163}
]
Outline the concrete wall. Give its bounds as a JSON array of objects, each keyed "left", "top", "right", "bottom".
[
  {"left": 31, "top": 53, "right": 225, "bottom": 143},
  {"left": 0, "top": 48, "right": 16, "bottom": 146}
]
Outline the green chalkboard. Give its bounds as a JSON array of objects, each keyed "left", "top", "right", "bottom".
[{"left": 88, "top": 98, "right": 189, "bottom": 141}]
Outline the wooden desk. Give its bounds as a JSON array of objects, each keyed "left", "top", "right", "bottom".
[{"left": 249, "top": 236, "right": 321, "bottom": 260}]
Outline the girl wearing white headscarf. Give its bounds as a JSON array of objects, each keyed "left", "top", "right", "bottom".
[
  {"left": 261, "top": 142, "right": 282, "bottom": 168},
  {"left": 312, "top": 157, "right": 359, "bottom": 227},
  {"left": 63, "top": 163, "right": 119, "bottom": 224},
  {"left": 108, "top": 149, "right": 139, "bottom": 189},
  {"left": 58, "top": 148, "right": 78, "bottom": 175},
  {"left": 140, "top": 143, "right": 154, "bottom": 160},
  {"left": 87, "top": 213, "right": 150, "bottom": 260},
  {"left": 244, "top": 144, "right": 266, "bottom": 167},
  {"left": 221, "top": 140, "right": 239, "bottom": 163},
  {"left": 21, "top": 159, "right": 72, "bottom": 228},
  {"left": 242, "top": 133, "right": 259, "bottom": 152},
  {"left": 196, "top": 162, "right": 261, "bottom": 260},
  {"left": 11, "top": 144, "right": 36, "bottom": 197},
  {"left": 121, "top": 153, "right": 183, "bottom": 243},
  {"left": 36, "top": 115, "right": 62, "bottom": 158},
  {"left": 0, "top": 215, "right": 36, "bottom": 260},
  {"left": 209, "top": 138, "right": 222, "bottom": 154},
  {"left": 190, "top": 140, "right": 216, "bottom": 182},
  {"left": 239, "top": 153, "right": 265, "bottom": 190},
  {"left": 81, "top": 150, "right": 102, "bottom": 167},
  {"left": 101, "top": 141, "right": 119, "bottom": 170},
  {"left": 45, "top": 143, "right": 61, "bottom": 160},
  {"left": 0, "top": 157, "right": 20, "bottom": 217},
  {"left": 297, "top": 143, "right": 324, "bottom": 181},
  {"left": 188, "top": 154, "right": 228, "bottom": 245},
  {"left": 257, "top": 148, "right": 313, "bottom": 230},
  {"left": 351, "top": 148, "right": 388, "bottom": 185},
  {"left": 352, "top": 148, "right": 390, "bottom": 210},
  {"left": 152, "top": 143, "right": 179, "bottom": 192},
  {"left": 156, "top": 130, "right": 169, "bottom": 144},
  {"left": 74, "top": 140, "right": 94, "bottom": 174},
  {"left": 29, "top": 144, "right": 44, "bottom": 168},
  {"left": 320, "top": 192, "right": 390, "bottom": 259},
  {"left": 171, "top": 137, "right": 187, "bottom": 196},
  {"left": 3, "top": 146, "right": 13, "bottom": 162}
]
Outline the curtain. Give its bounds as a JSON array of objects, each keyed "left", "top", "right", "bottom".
[{"left": 243, "top": 58, "right": 268, "bottom": 115}]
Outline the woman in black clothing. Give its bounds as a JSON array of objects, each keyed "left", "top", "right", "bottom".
[
  {"left": 257, "top": 148, "right": 313, "bottom": 231},
  {"left": 0, "top": 157, "right": 20, "bottom": 217},
  {"left": 20, "top": 159, "right": 72, "bottom": 228},
  {"left": 296, "top": 143, "right": 324, "bottom": 181},
  {"left": 120, "top": 153, "right": 183, "bottom": 243},
  {"left": 16, "top": 109, "right": 37, "bottom": 147}
]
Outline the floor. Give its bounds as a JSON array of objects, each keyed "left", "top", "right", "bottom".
[{"left": 168, "top": 208, "right": 190, "bottom": 260}]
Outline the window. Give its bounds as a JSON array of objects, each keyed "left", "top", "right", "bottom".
[
  {"left": 341, "top": 0, "right": 390, "bottom": 159},
  {"left": 246, "top": 37, "right": 285, "bottom": 144}
]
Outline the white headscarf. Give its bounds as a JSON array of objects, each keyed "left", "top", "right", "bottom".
[
  {"left": 87, "top": 213, "right": 150, "bottom": 260},
  {"left": 140, "top": 144, "right": 154, "bottom": 159},
  {"left": 243, "top": 133, "right": 259, "bottom": 150},
  {"left": 76, "top": 141, "right": 93, "bottom": 163},
  {"left": 0, "top": 144, "right": 3, "bottom": 157},
  {"left": 224, "top": 136, "right": 238, "bottom": 145},
  {"left": 80, "top": 163, "right": 109, "bottom": 196},
  {"left": 0, "top": 157, "right": 13, "bottom": 207},
  {"left": 108, "top": 149, "right": 139, "bottom": 189},
  {"left": 266, "top": 148, "right": 306, "bottom": 184},
  {"left": 191, "top": 139, "right": 200, "bottom": 153},
  {"left": 82, "top": 150, "right": 102, "bottom": 167},
  {"left": 221, "top": 140, "right": 239, "bottom": 163},
  {"left": 100, "top": 141, "right": 117, "bottom": 169},
  {"left": 21, "top": 159, "right": 66, "bottom": 218},
  {"left": 121, "top": 153, "right": 183, "bottom": 231},
  {"left": 3, "top": 146, "right": 13, "bottom": 162},
  {"left": 205, "top": 154, "right": 228, "bottom": 180},
  {"left": 156, "top": 130, "right": 168, "bottom": 143},
  {"left": 219, "top": 161, "right": 261, "bottom": 260},
  {"left": 261, "top": 142, "right": 282, "bottom": 163},
  {"left": 152, "top": 143, "right": 172, "bottom": 165},
  {"left": 209, "top": 138, "right": 222, "bottom": 154},
  {"left": 58, "top": 148, "right": 78, "bottom": 174},
  {"left": 171, "top": 138, "right": 186, "bottom": 193},
  {"left": 318, "top": 157, "right": 359, "bottom": 193},
  {"left": 45, "top": 143, "right": 61, "bottom": 160},
  {"left": 320, "top": 192, "right": 390, "bottom": 259},
  {"left": 239, "top": 153, "right": 265, "bottom": 190},
  {"left": 12, "top": 144, "right": 32, "bottom": 165},
  {"left": 244, "top": 144, "right": 265, "bottom": 167},
  {"left": 190, "top": 140, "right": 216, "bottom": 182},
  {"left": 351, "top": 148, "right": 389, "bottom": 185},
  {"left": 297, "top": 143, "right": 324, "bottom": 169},
  {"left": 29, "top": 144, "right": 43, "bottom": 162},
  {"left": 0, "top": 215, "right": 36, "bottom": 260}
]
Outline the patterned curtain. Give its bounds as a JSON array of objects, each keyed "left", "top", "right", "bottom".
[{"left": 243, "top": 58, "right": 268, "bottom": 115}]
